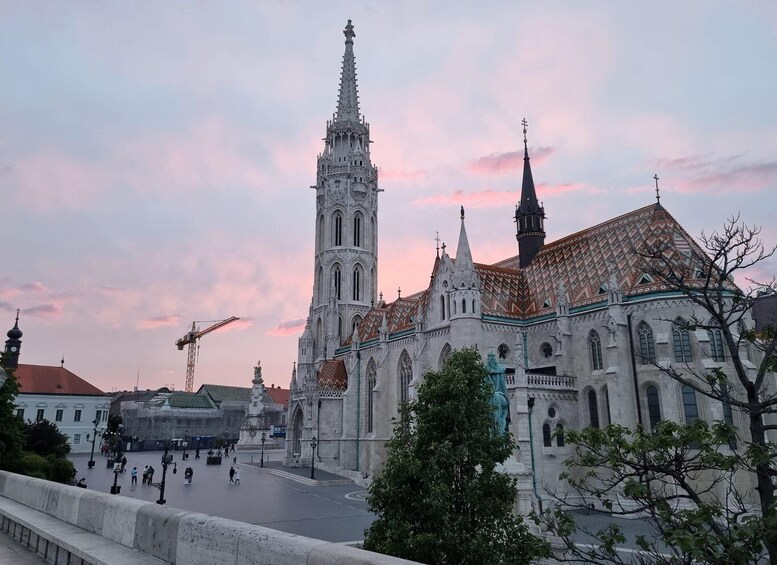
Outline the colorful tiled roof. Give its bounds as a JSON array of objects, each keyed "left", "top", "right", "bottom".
[
  {"left": 145, "top": 392, "right": 216, "bottom": 409},
  {"left": 318, "top": 360, "right": 348, "bottom": 390},
  {"left": 14, "top": 364, "right": 105, "bottom": 395}
]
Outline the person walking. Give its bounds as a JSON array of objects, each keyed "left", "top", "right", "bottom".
[
  {"left": 120, "top": 455, "right": 128, "bottom": 473},
  {"left": 184, "top": 467, "right": 193, "bottom": 485},
  {"left": 195, "top": 448, "right": 200, "bottom": 459},
  {"left": 234, "top": 467, "right": 240, "bottom": 485},
  {"left": 147, "top": 465, "right": 154, "bottom": 485},
  {"left": 142, "top": 465, "right": 149, "bottom": 485},
  {"left": 130, "top": 467, "right": 138, "bottom": 485},
  {"left": 229, "top": 466, "right": 235, "bottom": 483}
]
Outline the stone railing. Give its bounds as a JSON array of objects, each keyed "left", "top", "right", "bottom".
[
  {"left": 527, "top": 373, "right": 576, "bottom": 390},
  {"left": 0, "top": 470, "right": 417, "bottom": 565}
]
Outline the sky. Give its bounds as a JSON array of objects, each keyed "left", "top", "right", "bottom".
[{"left": 2, "top": 1, "right": 776, "bottom": 393}]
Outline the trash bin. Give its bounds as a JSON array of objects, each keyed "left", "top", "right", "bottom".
[
  {"left": 110, "top": 485, "right": 121, "bottom": 494},
  {"left": 107, "top": 459, "right": 115, "bottom": 468}
]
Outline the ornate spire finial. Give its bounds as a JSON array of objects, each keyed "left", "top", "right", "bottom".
[
  {"left": 15, "top": 308, "right": 20, "bottom": 324},
  {"left": 60, "top": 355, "right": 64, "bottom": 368},
  {"left": 460, "top": 205, "right": 465, "bottom": 220},
  {"left": 441, "top": 242, "right": 446, "bottom": 254},
  {"left": 435, "top": 231, "right": 441, "bottom": 258},
  {"left": 397, "top": 287, "right": 401, "bottom": 299},
  {"left": 521, "top": 117, "right": 528, "bottom": 157},
  {"left": 344, "top": 19, "right": 355, "bottom": 43},
  {"left": 654, "top": 174, "right": 661, "bottom": 204}
]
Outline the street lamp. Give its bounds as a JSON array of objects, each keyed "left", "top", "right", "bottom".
[
  {"left": 87, "top": 417, "right": 99, "bottom": 469},
  {"left": 182, "top": 430, "right": 189, "bottom": 460},
  {"left": 155, "top": 442, "right": 176, "bottom": 505},
  {"left": 310, "top": 436, "right": 318, "bottom": 480},
  {"left": 110, "top": 461, "right": 121, "bottom": 494},
  {"left": 260, "top": 432, "right": 266, "bottom": 468}
]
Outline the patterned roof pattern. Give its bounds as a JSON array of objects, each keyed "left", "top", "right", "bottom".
[
  {"left": 14, "top": 364, "right": 105, "bottom": 396},
  {"left": 343, "top": 204, "right": 707, "bottom": 336},
  {"left": 318, "top": 359, "right": 348, "bottom": 390},
  {"left": 145, "top": 392, "right": 216, "bottom": 409}
]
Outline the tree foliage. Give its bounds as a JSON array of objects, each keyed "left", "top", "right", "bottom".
[
  {"left": 363, "top": 348, "right": 549, "bottom": 564},
  {"left": 0, "top": 361, "right": 25, "bottom": 472},
  {"left": 25, "top": 419, "right": 71, "bottom": 458},
  {"left": 541, "top": 217, "right": 777, "bottom": 564}
]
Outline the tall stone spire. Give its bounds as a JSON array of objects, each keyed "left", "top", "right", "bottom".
[
  {"left": 335, "top": 19, "right": 360, "bottom": 124},
  {"left": 4, "top": 309, "right": 22, "bottom": 369},
  {"left": 453, "top": 206, "right": 478, "bottom": 290},
  {"left": 514, "top": 118, "right": 546, "bottom": 268}
]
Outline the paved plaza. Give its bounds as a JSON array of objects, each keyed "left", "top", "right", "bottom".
[{"left": 0, "top": 448, "right": 662, "bottom": 563}]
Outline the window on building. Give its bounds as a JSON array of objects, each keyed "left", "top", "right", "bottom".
[
  {"left": 555, "top": 423, "right": 565, "bottom": 447},
  {"left": 721, "top": 382, "right": 737, "bottom": 449},
  {"left": 682, "top": 385, "right": 699, "bottom": 424},
  {"left": 588, "top": 389, "right": 600, "bottom": 429},
  {"left": 333, "top": 266, "right": 341, "bottom": 301},
  {"left": 542, "top": 423, "right": 552, "bottom": 447},
  {"left": 603, "top": 386, "right": 611, "bottom": 426},
  {"left": 353, "top": 213, "right": 362, "bottom": 247},
  {"left": 646, "top": 385, "right": 662, "bottom": 430},
  {"left": 16, "top": 408, "right": 24, "bottom": 419},
  {"left": 367, "top": 360, "right": 377, "bottom": 433},
  {"left": 399, "top": 351, "right": 412, "bottom": 407},
  {"left": 498, "top": 344, "right": 509, "bottom": 360},
  {"left": 708, "top": 327, "right": 725, "bottom": 362},
  {"left": 36, "top": 409, "right": 45, "bottom": 421},
  {"left": 541, "top": 342, "right": 553, "bottom": 359},
  {"left": 440, "top": 295, "right": 446, "bottom": 321},
  {"left": 673, "top": 318, "right": 693, "bottom": 362},
  {"left": 73, "top": 434, "right": 81, "bottom": 445},
  {"left": 589, "top": 330, "right": 603, "bottom": 370},
  {"left": 461, "top": 299, "right": 466, "bottom": 314},
  {"left": 638, "top": 321, "right": 656, "bottom": 364},
  {"left": 55, "top": 409, "right": 63, "bottom": 422},
  {"left": 333, "top": 212, "right": 343, "bottom": 246},
  {"left": 74, "top": 409, "right": 82, "bottom": 422},
  {"left": 352, "top": 267, "right": 362, "bottom": 301}
]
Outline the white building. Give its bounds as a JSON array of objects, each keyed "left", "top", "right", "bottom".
[{"left": 3, "top": 313, "right": 111, "bottom": 454}]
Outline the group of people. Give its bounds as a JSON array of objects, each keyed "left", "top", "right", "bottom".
[{"left": 228, "top": 465, "right": 240, "bottom": 484}]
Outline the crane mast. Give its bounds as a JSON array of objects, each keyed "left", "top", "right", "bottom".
[{"left": 176, "top": 316, "right": 239, "bottom": 392}]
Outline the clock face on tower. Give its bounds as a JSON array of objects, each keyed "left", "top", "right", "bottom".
[{"left": 9, "top": 346, "right": 17, "bottom": 352}]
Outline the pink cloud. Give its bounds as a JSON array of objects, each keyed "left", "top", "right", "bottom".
[
  {"left": 380, "top": 169, "right": 428, "bottom": 181},
  {"left": 266, "top": 318, "right": 306, "bottom": 337},
  {"left": 136, "top": 315, "right": 180, "bottom": 330},
  {"left": 23, "top": 304, "right": 63, "bottom": 318},
  {"left": 0, "top": 279, "right": 48, "bottom": 299},
  {"left": 467, "top": 147, "right": 554, "bottom": 175}
]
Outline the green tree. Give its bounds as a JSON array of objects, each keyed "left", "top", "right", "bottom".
[
  {"left": 0, "top": 359, "right": 25, "bottom": 472},
  {"left": 363, "top": 348, "right": 549, "bottom": 564},
  {"left": 25, "top": 419, "right": 71, "bottom": 458},
  {"left": 541, "top": 217, "right": 777, "bottom": 564}
]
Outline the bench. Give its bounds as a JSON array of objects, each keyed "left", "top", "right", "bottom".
[{"left": 0, "top": 496, "right": 166, "bottom": 565}]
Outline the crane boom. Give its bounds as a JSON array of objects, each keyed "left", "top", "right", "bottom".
[{"left": 175, "top": 316, "right": 240, "bottom": 392}]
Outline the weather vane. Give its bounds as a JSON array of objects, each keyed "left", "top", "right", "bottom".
[{"left": 654, "top": 174, "right": 661, "bottom": 204}]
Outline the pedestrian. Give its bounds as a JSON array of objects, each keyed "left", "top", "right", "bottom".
[
  {"left": 234, "top": 467, "right": 240, "bottom": 485},
  {"left": 231, "top": 442, "right": 235, "bottom": 453},
  {"left": 229, "top": 466, "right": 235, "bottom": 483},
  {"left": 184, "top": 467, "right": 193, "bottom": 485},
  {"left": 130, "top": 466, "right": 138, "bottom": 485},
  {"left": 147, "top": 465, "right": 154, "bottom": 485},
  {"left": 142, "top": 465, "right": 149, "bottom": 485},
  {"left": 195, "top": 448, "right": 200, "bottom": 459},
  {"left": 233, "top": 455, "right": 237, "bottom": 464},
  {"left": 121, "top": 455, "right": 127, "bottom": 472}
]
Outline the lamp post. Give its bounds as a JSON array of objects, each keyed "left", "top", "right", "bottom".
[
  {"left": 110, "top": 460, "right": 121, "bottom": 494},
  {"left": 87, "top": 417, "right": 99, "bottom": 469},
  {"left": 260, "top": 432, "right": 266, "bottom": 468},
  {"left": 310, "top": 436, "right": 318, "bottom": 480},
  {"left": 156, "top": 442, "right": 176, "bottom": 505},
  {"left": 182, "top": 431, "right": 189, "bottom": 460}
]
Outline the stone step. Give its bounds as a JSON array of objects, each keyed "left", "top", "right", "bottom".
[{"left": 263, "top": 467, "right": 354, "bottom": 487}]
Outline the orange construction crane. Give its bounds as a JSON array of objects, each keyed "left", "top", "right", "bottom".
[{"left": 176, "top": 316, "right": 239, "bottom": 392}]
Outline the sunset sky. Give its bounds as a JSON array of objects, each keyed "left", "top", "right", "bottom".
[{"left": 2, "top": 1, "right": 776, "bottom": 392}]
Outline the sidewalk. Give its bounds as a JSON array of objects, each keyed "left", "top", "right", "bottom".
[
  {"left": 0, "top": 528, "right": 49, "bottom": 564},
  {"left": 245, "top": 460, "right": 355, "bottom": 486}
]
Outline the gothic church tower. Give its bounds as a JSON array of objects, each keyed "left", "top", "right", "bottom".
[{"left": 309, "top": 20, "right": 379, "bottom": 362}]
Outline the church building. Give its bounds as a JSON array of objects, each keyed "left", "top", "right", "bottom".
[{"left": 286, "top": 21, "right": 765, "bottom": 509}]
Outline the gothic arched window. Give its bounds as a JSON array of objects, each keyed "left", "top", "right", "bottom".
[
  {"left": 587, "top": 388, "right": 600, "bottom": 429},
  {"left": 682, "top": 385, "right": 699, "bottom": 424},
  {"left": 542, "top": 423, "right": 552, "bottom": 447},
  {"left": 367, "top": 359, "right": 377, "bottom": 433},
  {"left": 708, "top": 326, "right": 725, "bottom": 362},
  {"left": 555, "top": 423, "right": 565, "bottom": 447},
  {"left": 461, "top": 299, "right": 466, "bottom": 314},
  {"left": 399, "top": 350, "right": 412, "bottom": 407},
  {"left": 352, "top": 266, "right": 362, "bottom": 301},
  {"left": 673, "top": 318, "right": 693, "bottom": 362},
  {"left": 589, "top": 330, "right": 603, "bottom": 371},
  {"left": 440, "top": 295, "right": 446, "bottom": 321},
  {"left": 498, "top": 343, "right": 509, "bottom": 360},
  {"left": 351, "top": 315, "right": 362, "bottom": 337},
  {"left": 333, "top": 211, "right": 343, "bottom": 246},
  {"left": 317, "top": 214, "right": 325, "bottom": 252},
  {"left": 646, "top": 384, "right": 662, "bottom": 431},
  {"left": 353, "top": 212, "right": 363, "bottom": 247},
  {"left": 638, "top": 321, "right": 656, "bottom": 365},
  {"left": 333, "top": 265, "right": 342, "bottom": 301},
  {"left": 439, "top": 343, "right": 451, "bottom": 369}
]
